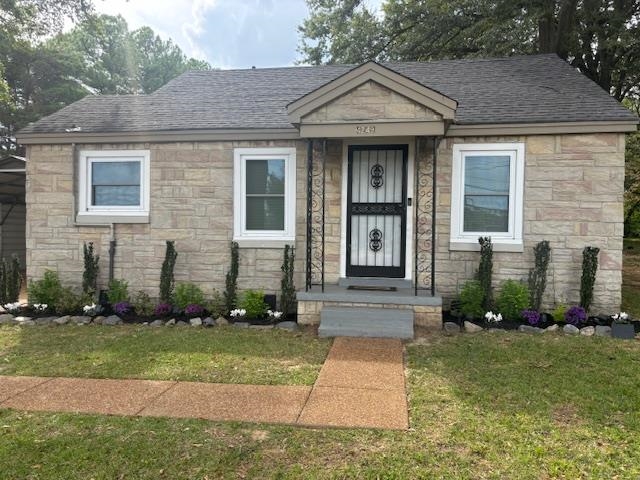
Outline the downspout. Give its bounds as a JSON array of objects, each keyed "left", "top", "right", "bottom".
[{"left": 109, "top": 223, "right": 116, "bottom": 283}]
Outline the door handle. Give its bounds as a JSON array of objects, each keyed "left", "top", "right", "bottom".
[{"left": 407, "top": 198, "right": 412, "bottom": 206}]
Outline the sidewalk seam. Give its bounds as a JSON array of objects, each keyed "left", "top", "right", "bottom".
[
  {"left": 134, "top": 381, "right": 179, "bottom": 416},
  {"left": 0, "top": 376, "right": 55, "bottom": 407}
]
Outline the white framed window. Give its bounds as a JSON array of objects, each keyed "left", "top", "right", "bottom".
[
  {"left": 233, "top": 147, "right": 296, "bottom": 245},
  {"left": 77, "top": 150, "right": 150, "bottom": 223},
  {"left": 450, "top": 142, "right": 524, "bottom": 251}
]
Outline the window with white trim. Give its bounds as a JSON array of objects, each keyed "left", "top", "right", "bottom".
[
  {"left": 233, "top": 147, "right": 296, "bottom": 242},
  {"left": 450, "top": 143, "right": 524, "bottom": 250},
  {"left": 78, "top": 150, "right": 150, "bottom": 222}
]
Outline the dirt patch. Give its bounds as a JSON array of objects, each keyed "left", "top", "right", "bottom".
[{"left": 552, "top": 404, "right": 582, "bottom": 427}]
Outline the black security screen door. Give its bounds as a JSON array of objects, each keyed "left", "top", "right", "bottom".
[{"left": 347, "top": 145, "right": 408, "bottom": 278}]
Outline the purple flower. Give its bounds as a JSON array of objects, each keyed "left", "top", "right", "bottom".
[
  {"left": 154, "top": 303, "right": 172, "bottom": 316},
  {"left": 113, "top": 301, "right": 131, "bottom": 315},
  {"left": 565, "top": 306, "right": 587, "bottom": 326},
  {"left": 184, "top": 304, "right": 204, "bottom": 317},
  {"left": 521, "top": 309, "right": 541, "bottom": 326}
]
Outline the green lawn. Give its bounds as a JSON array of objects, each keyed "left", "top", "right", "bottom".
[
  {"left": 0, "top": 325, "right": 330, "bottom": 385},
  {"left": 1, "top": 331, "right": 639, "bottom": 479}
]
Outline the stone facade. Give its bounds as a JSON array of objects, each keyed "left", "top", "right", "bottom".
[
  {"left": 26, "top": 132, "right": 625, "bottom": 315},
  {"left": 302, "top": 80, "right": 442, "bottom": 123}
]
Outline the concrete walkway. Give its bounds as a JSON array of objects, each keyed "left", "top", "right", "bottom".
[{"left": 0, "top": 337, "right": 408, "bottom": 430}]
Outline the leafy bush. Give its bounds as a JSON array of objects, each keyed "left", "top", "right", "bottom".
[
  {"left": 478, "top": 236, "right": 494, "bottom": 310},
  {"left": 528, "top": 240, "right": 551, "bottom": 312},
  {"left": 82, "top": 242, "right": 100, "bottom": 296},
  {"left": 28, "top": 270, "right": 63, "bottom": 305},
  {"left": 280, "top": 244, "right": 296, "bottom": 318},
  {"left": 552, "top": 304, "right": 568, "bottom": 323},
  {"left": 159, "top": 240, "right": 178, "bottom": 303},
  {"left": 54, "top": 287, "right": 85, "bottom": 315},
  {"left": 565, "top": 305, "right": 587, "bottom": 326},
  {"left": 239, "top": 289, "right": 268, "bottom": 319},
  {"left": 459, "top": 280, "right": 484, "bottom": 319},
  {"left": 107, "top": 279, "right": 129, "bottom": 304},
  {"left": 132, "top": 291, "right": 154, "bottom": 317},
  {"left": 174, "top": 282, "right": 205, "bottom": 310},
  {"left": 0, "top": 255, "right": 22, "bottom": 304},
  {"left": 224, "top": 241, "right": 239, "bottom": 313},
  {"left": 496, "top": 280, "right": 530, "bottom": 321},
  {"left": 207, "top": 289, "right": 225, "bottom": 318},
  {"left": 580, "top": 246, "right": 599, "bottom": 312}
]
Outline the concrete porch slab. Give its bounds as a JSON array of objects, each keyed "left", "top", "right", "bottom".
[
  {"left": 2, "top": 378, "right": 176, "bottom": 416},
  {"left": 0, "top": 375, "right": 51, "bottom": 403},
  {"left": 139, "top": 383, "right": 311, "bottom": 425}
]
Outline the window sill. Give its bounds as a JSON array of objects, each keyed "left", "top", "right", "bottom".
[
  {"left": 76, "top": 212, "right": 150, "bottom": 225},
  {"left": 449, "top": 239, "right": 523, "bottom": 253},
  {"left": 234, "top": 238, "right": 296, "bottom": 249}
]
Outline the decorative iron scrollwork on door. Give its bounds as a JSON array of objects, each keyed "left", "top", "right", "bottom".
[
  {"left": 370, "top": 164, "right": 384, "bottom": 189},
  {"left": 369, "top": 228, "right": 383, "bottom": 252}
]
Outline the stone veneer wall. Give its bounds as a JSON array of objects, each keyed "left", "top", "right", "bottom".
[
  {"left": 26, "top": 140, "right": 318, "bottom": 299},
  {"left": 433, "top": 133, "right": 625, "bottom": 314}
]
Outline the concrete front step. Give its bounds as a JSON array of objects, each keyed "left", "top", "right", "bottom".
[{"left": 319, "top": 306, "right": 414, "bottom": 339}]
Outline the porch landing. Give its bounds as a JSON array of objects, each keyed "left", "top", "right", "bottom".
[{"left": 297, "top": 285, "right": 443, "bottom": 337}]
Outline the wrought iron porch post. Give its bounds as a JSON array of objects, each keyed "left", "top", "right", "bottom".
[
  {"left": 414, "top": 137, "right": 420, "bottom": 296},
  {"left": 321, "top": 139, "right": 327, "bottom": 292},
  {"left": 431, "top": 138, "right": 439, "bottom": 297},
  {"left": 305, "top": 139, "right": 313, "bottom": 291}
]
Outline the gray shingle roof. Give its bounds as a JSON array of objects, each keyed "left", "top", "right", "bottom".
[{"left": 18, "top": 54, "right": 638, "bottom": 135}]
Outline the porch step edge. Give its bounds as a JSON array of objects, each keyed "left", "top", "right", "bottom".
[
  {"left": 297, "top": 289, "right": 442, "bottom": 306},
  {"left": 337, "top": 277, "right": 412, "bottom": 289}
]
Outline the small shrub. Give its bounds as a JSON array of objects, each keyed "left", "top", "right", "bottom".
[
  {"left": 580, "top": 246, "right": 600, "bottom": 312},
  {"left": 280, "top": 245, "right": 296, "bottom": 318},
  {"left": 28, "top": 270, "right": 63, "bottom": 305},
  {"left": 54, "top": 287, "right": 84, "bottom": 315},
  {"left": 174, "top": 283, "right": 205, "bottom": 310},
  {"left": 528, "top": 240, "right": 551, "bottom": 312},
  {"left": 552, "top": 304, "right": 568, "bottom": 323},
  {"left": 132, "top": 291, "right": 154, "bottom": 317},
  {"left": 113, "top": 301, "right": 132, "bottom": 316},
  {"left": 206, "top": 289, "right": 225, "bottom": 318},
  {"left": 565, "top": 305, "right": 587, "bottom": 326},
  {"left": 107, "top": 279, "right": 129, "bottom": 304},
  {"left": 154, "top": 302, "right": 172, "bottom": 317},
  {"left": 159, "top": 241, "right": 178, "bottom": 303},
  {"left": 184, "top": 304, "right": 204, "bottom": 317},
  {"left": 239, "top": 289, "right": 268, "bottom": 320},
  {"left": 224, "top": 241, "right": 239, "bottom": 313},
  {"left": 521, "top": 309, "right": 541, "bottom": 326},
  {"left": 82, "top": 242, "right": 100, "bottom": 296},
  {"left": 2, "top": 255, "right": 22, "bottom": 303},
  {"left": 459, "top": 280, "right": 484, "bottom": 319},
  {"left": 496, "top": 280, "right": 530, "bottom": 321},
  {"left": 478, "top": 236, "right": 494, "bottom": 310}
]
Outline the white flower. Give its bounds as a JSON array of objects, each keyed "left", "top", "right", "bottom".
[
  {"left": 612, "top": 311, "right": 629, "bottom": 322},
  {"left": 268, "top": 310, "right": 283, "bottom": 319},
  {"left": 230, "top": 308, "right": 246, "bottom": 318},
  {"left": 620, "top": 312, "right": 629, "bottom": 321},
  {"left": 484, "top": 311, "right": 502, "bottom": 323},
  {"left": 83, "top": 303, "right": 96, "bottom": 313},
  {"left": 4, "top": 302, "right": 21, "bottom": 313},
  {"left": 33, "top": 303, "right": 48, "bottom": 312}
]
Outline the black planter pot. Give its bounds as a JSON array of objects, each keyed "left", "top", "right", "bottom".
[{"left": 611, "top": 323, "right": 636, "bottom": 339}]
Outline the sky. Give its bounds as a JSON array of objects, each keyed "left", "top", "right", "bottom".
[{"left": 94, "top": 0, "right": 313, "bottom": 69}]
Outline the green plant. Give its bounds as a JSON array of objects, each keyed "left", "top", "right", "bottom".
[
  {"left": 552, "top": 304, "right": 568, "bottom": 323},
  {"left": 82, "top": 242, "right": 100, "bottom": 296},
  {"left": 54, "top": 287, "right": 85, "bottom": 315},
  {"left": 174, "top": 282, "right": 205, "bottom": 310},
  {"left": 580, "top": 246, "right": 600, "bottom": 312},
  {"left": 107, "top": 279, "right": 129, "bottom": 304},
  {"left": 224, "top": 241, "right": 239, "bottom": 313},
  {"left": 0, "top": 255, "right": 22, "bottom": 303},
  {"left": 132, "top": 290, "right": 154, "bottom": 317},
  {"left": 528, "top": 240, "right": 551, "bottom": 312},
  {"left": 496, "top": 280, "right": 530, "bottom": 321},
  {"left": 459, "top": 280, "right": 485, "bottom": 319},
  {"left": 206, "top": 289, "right": 225, "bottom": 318},
  {"left": 159, "top": 241, "right": 178, "bottom": 303},
  {"left": 28, "top": 270, "right": 63, "bottom": 305},
  {"left": 478, "top": 236, "right": 494, "bottom": 310},
  {"left": 239, "top": 289, "right": 268, "bottom": 320},
  {"left": 280, "top": 244, "right": 296, "bottom": 318}
]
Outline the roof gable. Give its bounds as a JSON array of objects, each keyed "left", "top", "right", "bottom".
[{"left": 287, "top": 61, "right": 457, "bottom": 124}]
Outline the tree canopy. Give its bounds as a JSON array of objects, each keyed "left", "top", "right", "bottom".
[{"left": 1, "top": 2, "right": 210, "bottom": 154}]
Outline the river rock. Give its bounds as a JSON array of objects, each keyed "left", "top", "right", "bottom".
[
  {"left": 518, "top": 325, "right": 543, "bottom": 333},
  {"left": 563, "top": 324, "right": 580, "bottom": 334},
  {"left": 202, "top": 317, "right": 215, "bottom": 327},
  {"left": 580, "top": 326, "right": 595, "bottom": 336},
  {"left": 150, "top": 319, "right": 165, "bottom": 327},
  {"left": 103, "top": 315, "right": 122, "bottom": 326},
  {"left": 595, "top": 325, "right": 612, "bottom": 337},
  {"left": 215, "top": 316, "right": 229, "bottom": 326},
  {"left": 275, "top": 321, "right": 299, "bottom": 332},
  {"left": 464, "top": 321, "right": 483, "bottom": 333},
  {"left": 190, "top": 317, "right": 202, "bottom": 326}
]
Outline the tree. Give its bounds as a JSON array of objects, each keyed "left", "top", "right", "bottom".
[{"left": 298, "top": 0, "right": 640, "bottom": 101}]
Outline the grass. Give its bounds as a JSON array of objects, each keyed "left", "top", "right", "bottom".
[
  {"left": 0, "top": 325, "right": 330, "bottom": 385},
  {"left": 1, "top": 331, "right": 639, "bottom": 479}
]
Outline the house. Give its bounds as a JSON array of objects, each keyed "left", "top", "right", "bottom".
[
  {"left": 16, "top": 54, "right": 639, "bottom": 336},
  {"left": 0, "top": 154, "right": 26, "bottom": 268}
]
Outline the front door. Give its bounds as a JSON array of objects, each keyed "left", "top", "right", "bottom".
[{"left": 346, "top": 145, "right": 408, "bottom": 278}]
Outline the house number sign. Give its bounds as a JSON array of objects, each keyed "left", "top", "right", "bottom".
[{"left": 355, "top": 125, "right": 376, "bottom": 135}]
